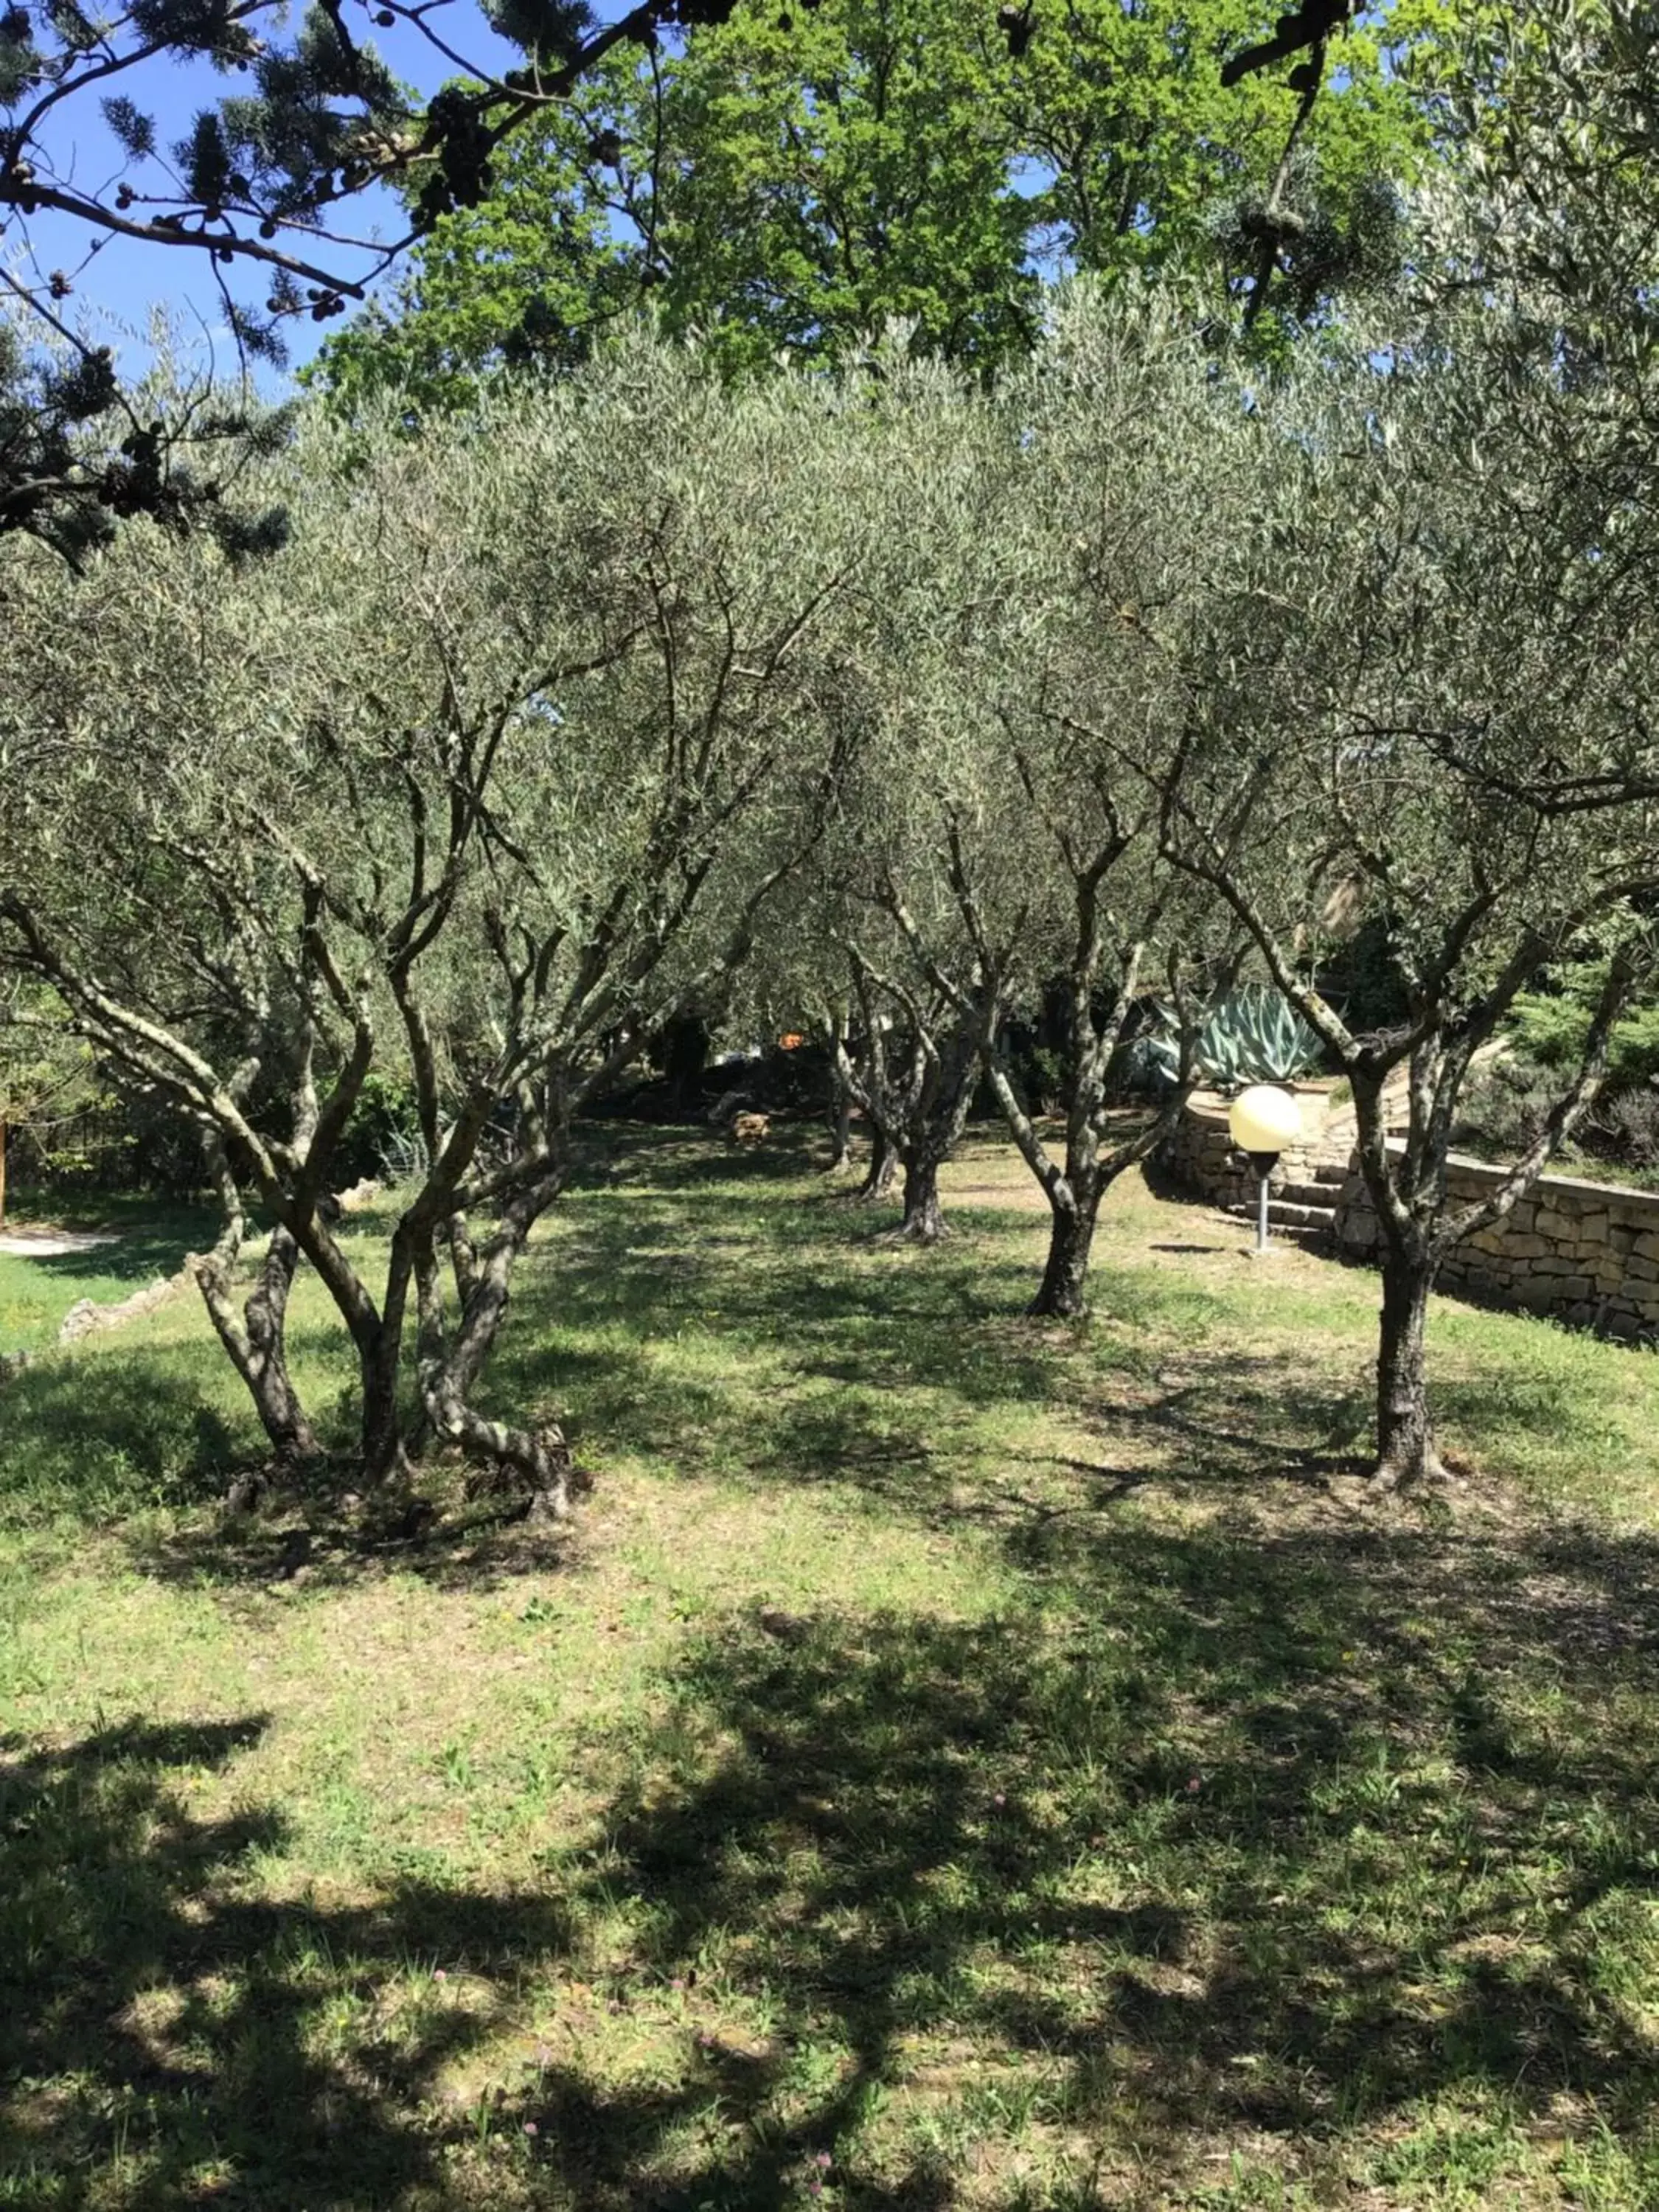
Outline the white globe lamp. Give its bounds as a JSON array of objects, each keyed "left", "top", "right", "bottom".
[{"left": 1228, "top": 1084, "right": 1302, "bottom": 1252}]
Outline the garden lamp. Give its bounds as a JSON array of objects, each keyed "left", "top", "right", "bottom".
[{"left": 1228, "top": 1084, "right": 1301, "bottom": 1253}]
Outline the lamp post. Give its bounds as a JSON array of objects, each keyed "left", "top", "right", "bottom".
[{"left": 1228, "top": 1083, "right": 1302, "bottom": 1253}]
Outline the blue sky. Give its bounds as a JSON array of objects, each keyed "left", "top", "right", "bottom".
[{"left": 14, "top": 4, "right": 552, "bottom": 387}]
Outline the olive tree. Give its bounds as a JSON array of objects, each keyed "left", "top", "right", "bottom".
[
  {"left": 808, "top": 292, "right": 1255, "bottom": 1306},
  {"left": 1156, "top": 305, "right": 1659, "bottom": 1489},
  {"left": 788, "top": 349, "right": 1027, "bottom": 1246},
  {"left": 961, "top": 294, "right": 1265, "bottom": 1315},
  {"left": 0, "top": 330, "right": 867, "bottom": 1508}
]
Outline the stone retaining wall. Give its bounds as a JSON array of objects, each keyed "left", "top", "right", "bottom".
[
  {"left": 1159, "top": 1091, "right": 1659, "bottom": 1344},
  {"left": 1157, "top": 1082, "right": 1360, "bottom": 1209},
  {"left": 1335, "top": 1149, "right": 1659, "bottom": 1343},
  {"left": 56, "top": 1265, "right": 191, "bottom": 1344}
]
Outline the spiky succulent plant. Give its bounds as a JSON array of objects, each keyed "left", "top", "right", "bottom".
[{"left": 1131, "top": 984, "right": 1325, "bottom": 1095}]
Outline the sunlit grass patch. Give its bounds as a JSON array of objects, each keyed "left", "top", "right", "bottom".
[{"left": 5, "top": 1127, "right": 1659, "bottom": 2205}]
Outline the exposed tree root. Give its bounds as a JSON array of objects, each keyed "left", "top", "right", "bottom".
[
  {"left": 876, "top": 1214, "right": 950, "bottom": 1246},
  {"left": 846, "top": 1169, "right": 897, "bottom": 1206},
  {"left": 1368, "top": 1444, "right": 1465, "bottom": 1497},
  {"left": 421, "top": 1364, "right": 578, "bottom": 1522}
]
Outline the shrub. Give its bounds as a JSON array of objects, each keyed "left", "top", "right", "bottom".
[
  {"left": 335, "top": 1072, "right": 421, "bottom": 1185},
  {"left": 1450, "top": 1054, "right": 1559, "bottom": 1161},
  {"left": 1135, "top": 984, "right": 1325, "bottom": 1096},
  {"left": 1510, "top": 970, "right": 1659, "bottom": 1091}
]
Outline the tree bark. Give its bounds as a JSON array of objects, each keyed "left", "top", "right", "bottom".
[
  {"left": 1372, "top": 1244, "right": 1450, "bottom": 1490},
  {"left": 854, "top": 1121, "right": 897, "bottom": 1202},
  {"left": 824, "top": 1007, "right": 855, "bottom": 1171},
  {"left": 192, "top": 1231, "right": 319, "bottom": 1468},
  {"left": 414, "top": 1160, "right": 574, "bottom": 1520},
  {"left": 894, "top": 1150, "right": 947, "bottom": 1242},
  {"left": 827, "top": 1088, "right": 853, "bottom": 1173},
  {"left": 1029, "top": 1194, "right": 1098, "bottom": 1318},
  {"left": 241, "top": 1230, "right": 318, "bottom": 1459},
  {"left": 358, "top": 1338, "right": 411, "bottom": 1486},
  {"left": 189, "top": 1159, "right": 320, "bottom": 1470},
  {"left": 420, "top": 1367, "right": 574, "bottom": 1521}
]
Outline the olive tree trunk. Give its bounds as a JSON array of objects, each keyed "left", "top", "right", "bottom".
[
  {"left": 1029, "top": 1191, "right": 1099, "bottom": 1319},
  {"left": 191, "top": 1219, "right": 320, "bottom": 1467},
  {"left": 190, "top": 1134, "right": 321, "bottom": 1470},
  {"left": 895, "top": 1149, "right": 947, "bottom": 1243},
  {"left": 855, "top": 1121, "right": 897, "bottom": 1202},
  {"left": 1372, "top": 1245, "right": 1447, "bottom": 1489}
]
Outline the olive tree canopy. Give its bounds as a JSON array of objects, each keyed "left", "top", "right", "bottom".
[
  {"left": 0, "top": 326, "right": 872, "bottom": 1503},
  {"left": 1158, "top": 297, "right": 1659, "bottom": 1486}
]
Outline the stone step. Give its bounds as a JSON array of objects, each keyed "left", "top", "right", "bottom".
[
  {"left": 1227, "top": 1198, "right": 1338, "bottom": 1234},
  {"left": 1276, "top": 1176, "right": 1343, "bottom": 1206},
  {"left": 1270, "top": 1200, "right": 1338, "bottom": 1232}
]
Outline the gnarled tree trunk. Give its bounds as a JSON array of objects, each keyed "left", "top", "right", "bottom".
[
  {"left": 357, "top": 1338, "right": 411, "bottom": 1486},
  {"left": 824, "top": 1008, "right": 855, "bottom": 1172},
  {"left": 192, "top": 1219, "right": 320, "bottom": 1468},
  {"left": 853, "top": 1121, "right": 897, "bottom": 1201},
  {"left": 827, "top": 1089, "right": 853, "bottom": 1173},
  {"left": 1372, "top": 1243, "right": 1450, "bottom": 1489},
  {"left": 1029, "top": 1192, "right": 1098, "bottom": 1318},
  {"left": 191, "top": 1134, "right": 320, "bottom": 1471},
  {"left": 895, "top": 1149, "right": 947, "bottom": 1242},
  {"left": 414, "top": 1158, "right": 574, "bottom": 1520}
]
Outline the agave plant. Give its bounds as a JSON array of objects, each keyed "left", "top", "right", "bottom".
[{"left": 1133, "top": 984, "right": 1324, "bottom": 1095}]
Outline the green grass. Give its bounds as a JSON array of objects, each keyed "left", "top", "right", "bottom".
[
  {"left": 4, "top": 1129, "right": 1659, "bottom": 2208},
  {"left": 0, "top": 1197, "right": 220, "bottom": 1357}
]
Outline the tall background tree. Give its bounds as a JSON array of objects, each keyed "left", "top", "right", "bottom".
[
  {"left": 0, "top": 0, "right": 678, "bottom": 543},
  {"left": 310, "top": 0, "right": 1428, "bottom": 406},
  {"left": 0, "top": 0, "right": 1433, "bottom": 543}
]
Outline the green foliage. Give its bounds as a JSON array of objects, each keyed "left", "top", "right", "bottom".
[
  {"left": 99, "top": 94, "right": 156, "bottom": 159},
  {"left": 0, "top": 309, "right": 293, "bottom": 567},
  {"left": 1139, "top": 984, "right": 1326, "bottom": 1093},
  {"left": 1451, "top": 967, "right": 1659, "bottom": 1185},
  {"left": 0, "top": 981, "right": 95, "bottom": 1134},
  {"left": 335, "top": 1072, "right": 421, "bottom": 1185},
  {"left": 483, "top": 0, "right": 589, "bottom": 65},
  {"left": 1315, "top": 911, "right": 1411, "bottom": 1036},
  {"left": 1393, "top": 0, "right": 1659, "bottom": 347},
  {"left": 313, "top": 0, "right": 1430, "bottom": 405},
  {"left": 1018, "top": 0, "right": 1422, "bottom": 312},
  {"left": 307, "top": 97, "right": 630, "bottom": 416},
  {"left": 1450, "top": 1052, "right": 1567, "bottom": 1167},
  {"left": 1451, "top": 1049, "right": 1659, "bottom": 1188},
  {"left": 639, "top": 0, "right": 1040, "bottom": 378},
  {"left": 175, "top": 108, "right": 232, "bottom": 208},
  {"left": 1511, "top": 967, "right": 1659, "bottom": 1092}
]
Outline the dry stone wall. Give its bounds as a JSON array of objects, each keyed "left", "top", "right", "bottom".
[
  {"left": 1157, "top": 1082, "right": 1364, "bottom": 1207},
  {"left": 1335, "top": 1151, "right": 1659, "bottom": 1343},
  {"left": 1158, "top": 1088, "right": 1659, "bottom": 1345}
]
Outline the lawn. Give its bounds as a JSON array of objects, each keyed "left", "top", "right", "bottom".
[
  {"left": 0, "top": 1197, "right": 220, "bottom": 1357},
  {"left": 4, "top": 1128, "right": 1659, "bottom": 2209}
]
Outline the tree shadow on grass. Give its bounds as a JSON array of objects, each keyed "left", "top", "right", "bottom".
[
  {"left": 13, "top": 1547, "right": 1659, "bottom": 2206},
  {"left": 0, "top": 1352, "right": 252, "bottom": 1525},
  {"left": 29, "top": 1146, "right": 1659, "bottom": 1614},
  {"left": 0, "top": 1714, "right": 582, "bottom": 2210},
  {"left": 526, "top": 1518, "right": 1659, "bottom": 2206}
]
